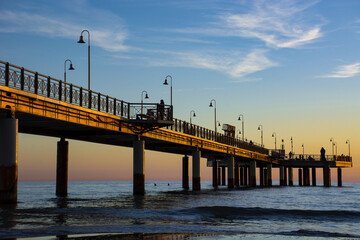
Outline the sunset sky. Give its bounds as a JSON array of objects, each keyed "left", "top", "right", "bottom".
[{"left": 0, "top": 0, "right": 359, "bottom": 182}]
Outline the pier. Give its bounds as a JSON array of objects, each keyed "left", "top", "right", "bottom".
[{"left": 0, "top": 60, "right": 353, "bottom": 203}]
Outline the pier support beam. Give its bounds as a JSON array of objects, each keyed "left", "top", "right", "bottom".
[
  {"left": 221, "top": 167, "right": 226, "bottom": 186},
  {"left": 244, "top": 166, "right": 248, "bottom": 186},
  {"left": 211, "top": 157, "right": 218, "bottom": 188},
  {"left": 182, "top": 155, "right": 189, "bottom": 189},
  {"left": 284, "top": 167, "right": 287, "bottom": 186},
  {"left": 264, "top": 168, "right": 268, "bottom": 186},
  {"left": 133, "top": 139, "right": 145, "bottom": 195},
  {"left": 323, "top": 164, "right": 331, "bottom": 187},
  {"left": 337, "top": 168, "right": 342, "bottom": 187},
  {"left": 227, "top": 156, "right": 234, "bottom": 189},
  {"left": 56, "top": 138, "right": 69, "bottom": 197},
  {"left": 0, "top": 118, "right": 18, "bottom": 203},
  {"left": 192, "top": 150, "right": 201, "bottom": 191},
  {"left": 303, "top": 167, "right": 310, "bottom": 186},
  {"left": 240, "top": 167, "right": 244, "bottom": 186},
  {"left": 312, "top": 167, "right": 316, "bottom": 186},
  {"left": 234, "top": 162, "right": 239, "bottom": 187},
  {"left": 279, "top": 166, "right": 284, "bottom": 186},
  {"left": 298, "top": 169, "right": 303, "bottom": 186},
  {"left": 217, "top": 167, "right": 221, "bottom": 185},
  {"left": 266, "top": 164, "right": 272, "bottom": 187},
  {"left": 288, "top": 167, "right": 293, "bottom": 186},
  {"left": 259, "top": 167, "right": 264, "bottom": 187},
  {"left": 250, "top": 161, "right": 257, "bottom": 187}
]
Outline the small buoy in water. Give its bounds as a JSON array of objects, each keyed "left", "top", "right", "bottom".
[
  {"left": 154, "top": 183, "right": 157, "bottom": 186},
  {"left": 168, "top": 183, "right": 170, "bottom": 186}
]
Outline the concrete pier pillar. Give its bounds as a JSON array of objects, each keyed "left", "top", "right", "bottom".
[
  {"left": 288, "top": 167, "right": 293, "bottom": 186},
  {"left": 323, "top": 164, "right": 331, "bottom": 187},
  {"left": 133, "top": 139, "right": 145, "bottom": 195},
  {"left": 227, "top": 156, "right": 234, "bottom": 189},
  {"left": 250, "top": 161, "right": 257, "bottom": 187},
  {"left": 264, "top": 168, "right": 268, "bottom": 186},
  {"left": 298, "top": 169, "right": 303, "bottom": 186},
  {"left": 56, "top": 138, "right": 69, "bottom": 196},
  {"left": 312, "top": 167, "right": 316, "bottom": 186},
  {"left": 0, "top": 118, "right": 18, "bottom": 203},
  {"left": 192, "top": 150, "right": 201, "bottom": 191},
  {"left": 221, "top": 167, "right": 226, "bottom": 186},
  {"left": 279, "top": 166, "right": 284, "bottom": 186},
  {"left": 259, "top": 167, "right": 264, "bottom": 186},
  {"left": 217, "top": 168, "right": 221, "bottom": 185},
  {"left": 244, "top": 166, "right": 248, "bottom": 186},
  {"left": 182, "top": 155, "right": 189, "bottom": 189},
  {"left": 303, "top": 167, "right": 309, "bottom": 186},
  {"left": 267, "top": 164, "right": 272, "bottom": 187},
  {"left": 211, "top": 157, "right": 218, "bottom": 188},
  {"left": 234, "top": 163, "right": 239, "bottom": 187},
  {"left": 240, "top": 167, "right": 244, "bottom": 186},
  {"left": 337, "top": 167, "right": 342, "bottom": 187},
  {"left": 284, "top": 167, "right": 288, "bottom": 186}
]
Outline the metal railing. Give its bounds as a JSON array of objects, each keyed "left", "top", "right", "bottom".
[
  {"left": 0, "top": 60, "right": 268, "bottom": 155},
  {"left": 0, "top": 61, "right": 172, "bottom": 121},
  {"left": 164, "top": 118, "right": 268, "bottom": 154},
  {"left": 284, "top": 154, "right": 352, "bottom": 162}
]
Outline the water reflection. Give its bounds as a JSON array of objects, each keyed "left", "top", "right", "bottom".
[{"left": 0, "top": 202, "right": 17, "bottom": 229}]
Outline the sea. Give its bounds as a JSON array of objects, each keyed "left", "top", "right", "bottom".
[{"left": 1, "top": 181, "right": 360, "bottom": 240}]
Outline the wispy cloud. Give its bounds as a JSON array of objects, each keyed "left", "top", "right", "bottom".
[
  {"left": 174, "top": 0, "right": 323, "bottom": 49},
  {"left": 320, "top": 62, "right": 360, "bottom": 78},
  {"left": 0, "top": 10, "right": 128, "bottom": 52},
  {"left": 145, "top": 49, "right": 276, "bottom": 78}
]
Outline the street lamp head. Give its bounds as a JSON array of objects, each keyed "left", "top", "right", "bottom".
[
  {"left": 163, "top": 78, "right": 168, "bottom": 85},
  {"left": 218, "top": 122, "right": 221, "bottom": 126},
  {"left": 145, "top": 93, "right": 149, "bottom": 99},
  {"left": 346, "top": 140, "right": 350, "bottom": 144},
  {"left": 69, "top": 63, "right": 75, "bottom": 70},
  {"left": 209, "top": 102, "right": 213, "bottom": 107},
  {"left": 77, "top": 35, "right": 86, "bottom": 44},
  {"left": 272, "top": 133, "right": 275, "bottom": 137},
  {"left": 238, "top": 116, "right": 241, "bottom": 121},
  {"left": 330, "top": 137, "right": 334, "bottom": 142},
  {"left": 193, "top": 112, "right": 196, "bottom": 117},
  {"left": 258, "top": 126, "right": 261, "bottom": 130}
]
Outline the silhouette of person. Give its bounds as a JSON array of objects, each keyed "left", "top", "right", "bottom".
[
  {"left": 158, "top": 99, "right": 165, "bottom": 120},
  {"left": 320, "top": 147, "right": 326, "bottom": 161}
]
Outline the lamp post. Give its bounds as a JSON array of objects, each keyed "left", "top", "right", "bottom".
[
  {"left": 190, "top": 110, "right": 196, "bottom": 124},
  {"left": 209, "top": 99, "right": 217, "bottom": 133},
  {"left": 238, "top": 114, "right": 244, "bottom": 141},
  {"left": 346, "top": 140, "right": 350, "bottom": 156},
  {"left": 163, "top": 75, "right": 173, "bottom": 106},
  {"left": 141, "top": 90, "right": 149, "bottom": 116},
  {"left": 302, "top": 144, "right": 304, "bottom": 156},
  {"left": 330, "top": 138, "right": 335, "bottom": 156},
  {"left": 291, "top": 137, "right": 294, "bottom": 153},
  {"left": 64, "top": 59, "right": 75, "bottom": 83},
  {"left": 217, "top": 121, "right": 221, "bottom": 127},
  {"left": 258, "top": 125, "right": 263, "bottom": 147},
  {"left": 272, "top": 132, "right": 277, "bottom": 150},
  {"left": 77, "top": 30, "right": 91, "bottom": 90}
]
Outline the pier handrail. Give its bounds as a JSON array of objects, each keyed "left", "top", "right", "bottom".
[
  {"left": 0, "top": 60, "right": 268, "bottom": 154},
  {"left": 284, "top": 154, "right": 352, "bottom": 162}
]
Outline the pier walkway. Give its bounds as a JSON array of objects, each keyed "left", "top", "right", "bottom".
[{"left": 0, "top": 60, "right": 352, "bottom": 203}]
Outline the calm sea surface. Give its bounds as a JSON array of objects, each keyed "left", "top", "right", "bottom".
[{"left": 1, "top": 181, "right": 360, "bottom": 239}]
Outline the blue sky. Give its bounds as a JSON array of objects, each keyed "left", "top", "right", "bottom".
[{"left": 1, "top": 0, "right": 359, "bottom": 170}]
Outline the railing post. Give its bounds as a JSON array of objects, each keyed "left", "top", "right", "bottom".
[
  {"left": 69, "top": 85, "right": 73, "bottom": 104},
  {"left": 34, "top": 72, "right": 38, "bottom": 94},
  {"left": 79, "top": 88, "right": 83, "bottom": 107},
  {"left": 47, "top": 77, "right": 51, "bottom": 97},
  {"left": 20, "top": 68, "right": 25, "bottom": 90},
  {"left": 98, "top": 93, "right": 101, "bottom": 111},
  {"left": 106, "top": 96, "right": 109, "bottom": 113},
  {"left": 88, "top": 91, "right": 92, "bottom": 109},
  {"left": 128, "top": 103, "right": 130, "bottom": 119},
  {"left": 5, "top": 62, "right": 10, "bottom": 86},
  {"left": 58, "top": 81, "right": 62, "bottom": 101},
  {"left": 113, "top": 99, "right": 117, "bottom": 115},
  {"left": 120, "top": 100, "right": 123, "bottom": 116}
]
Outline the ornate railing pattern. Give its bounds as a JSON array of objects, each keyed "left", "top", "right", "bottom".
[
  {"left": 165, "top": 118, "right": 268, "bottom": 154},
  {"left": 0, "top": 60, "right": 269, "bottom": 155},
  {"left": 284, "top": 154, "right": 352, "bottom": 162}
]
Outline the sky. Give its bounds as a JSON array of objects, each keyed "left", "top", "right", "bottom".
[{"left": 0, "top": 0, "right": 359, "bottom": 182}]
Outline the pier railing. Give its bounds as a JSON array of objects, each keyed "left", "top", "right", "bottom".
[
  {"left": 0, "top": 60, "right": 268, "bottom": 154},
  {"left": 285, "top": 154, "right": 352, "bottom": 162}
]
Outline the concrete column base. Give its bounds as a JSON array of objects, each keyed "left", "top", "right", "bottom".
[
  {"left": 182, "top": 155, "right": 189, "bottom": 189},
  {"left": 0, "top": 118, "right": 18, "bottom": 203},
  {"left": 221, "top": 167, "right": 226, "bottom": 186},
  {"left": 267, "top": 164, "right": 272, "bottom": 187},
  {"left": 212, "top": 158, "right": 218, "bottom": 188},
  {"left": 133, "top": 139, "right": 145, "bottom": 195},
  {"left": 192, "top": 150, "right": 201, "bottom": 191},
  {"left": 279, "top": 166, "right": 284, "bottom": 186},
  {"left": 56, "top": 138, "right": 69, "bottom": 196},
  {"left": 298, "top": 169, "right": 303, "bottom": 186},
  {"left": 227, "top": 156, "right": 234, "bottom": 189},
  {"left": 323, "top": 164, "right": 331, "bottom": 187},
  {"left": 250, "top": 161, "right": 257, "bottom": 187},
  {"left": 338, "top": 168, "right": 342, "bottom": 187},
  {"left": 288, "top": 167, "right": 293, "bottom": 186},
  {"left": 259, "top": 167, "right": 264, "bottom": 186},
  {"left": 312, "top": 167, "right": 316, "bottom": 186}
]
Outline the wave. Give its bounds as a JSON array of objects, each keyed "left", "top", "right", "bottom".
[{"left": 183, "top": 206, "right": 360, "bottom": 221}]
